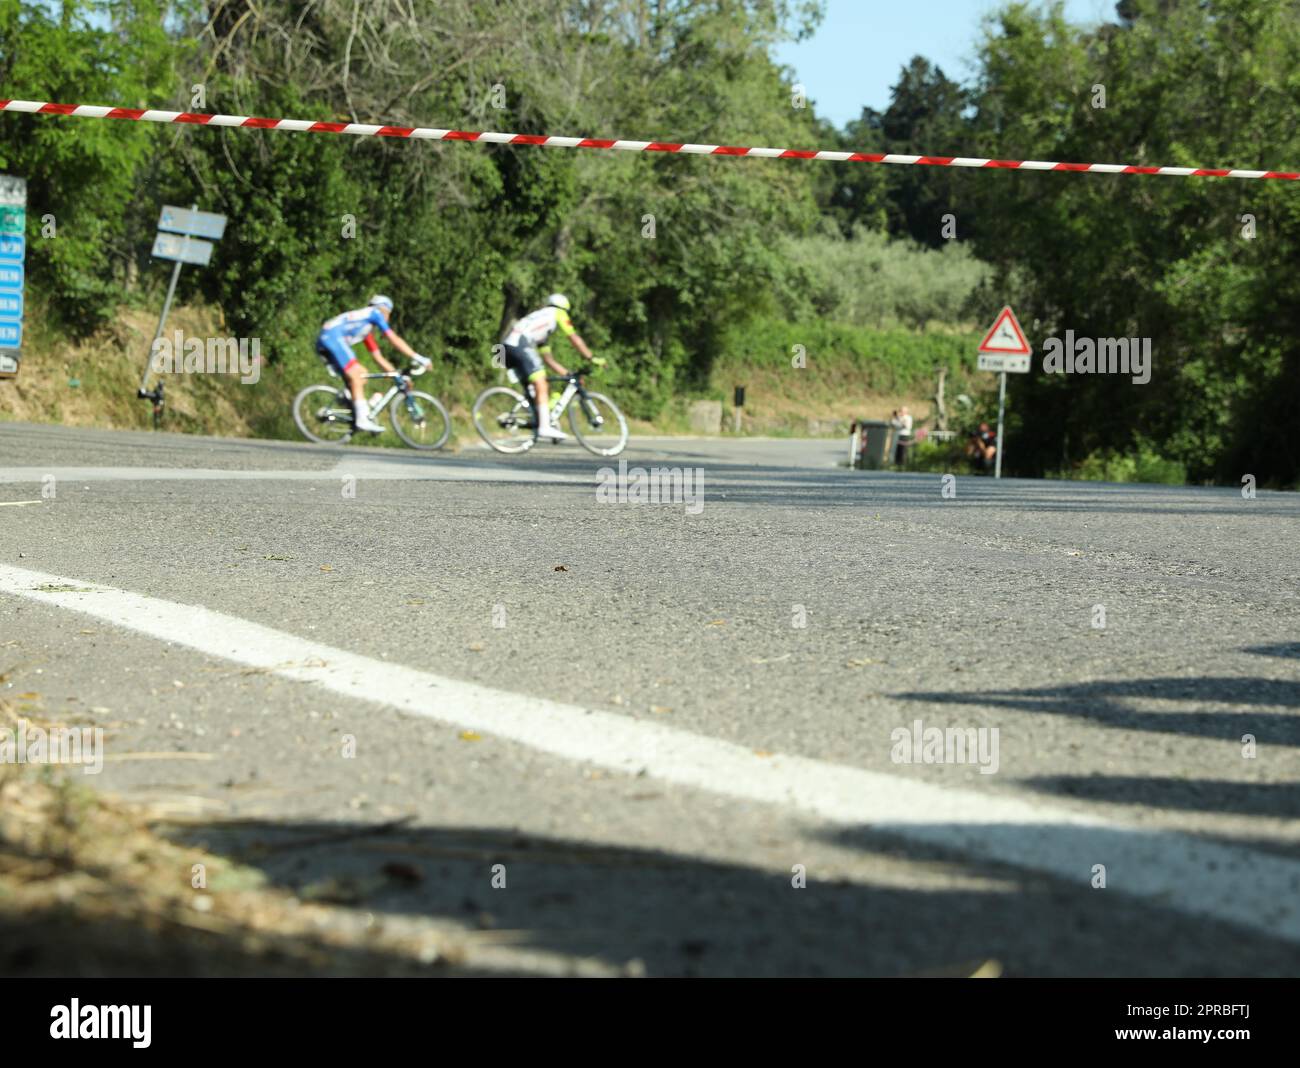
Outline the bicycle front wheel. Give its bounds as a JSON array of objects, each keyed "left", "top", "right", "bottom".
[
  {"left": 390, "top": 390, "right": 451, "bottom": 450},
  {"left": 568, "top": 390, "right": 628, "bottom": 456},
  {"left": 472, "top": 386, "right": 536, "bottom": 454},
  {"left": 293, "top": 384, "right": 355, "bottom": 444}
]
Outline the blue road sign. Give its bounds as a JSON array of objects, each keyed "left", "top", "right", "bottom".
[
  {"left": 0, "top": 175, "right": 24, "bottom": 359},
  {"left": 0, "top": 205, "right": 23, "bottom": 235}
]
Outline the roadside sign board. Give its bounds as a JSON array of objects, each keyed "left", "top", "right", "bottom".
[
  {"left": 158, "top": 205, "right": 227, "bottom": 240},
  {"left": 978, "top": 352, "right": 1031, "bottom": 373},
  {"left": 151, "top": 231, "right": 214, "bottom": 266},
  {"left": 142, "top": 203, "right": 226, "bottom": 401},
  {"left": 0, "top": 175, "right": 24, "bottom": 363},
  {"left": 0, "top": 176, "right": 25, "bottom": 206},
  {"left": 978, "top": 305, "right": 1032, "bottom": 357},
  {"left": 977, "top": 305, "right": 1033, "bottom": 479}
]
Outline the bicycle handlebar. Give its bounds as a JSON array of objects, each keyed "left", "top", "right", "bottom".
[
  {"left": 548, "top": 360, "right": 606, "bottom": 381},
  {"left": 364, "top": 362, "right": 426, "bottom": 380}
]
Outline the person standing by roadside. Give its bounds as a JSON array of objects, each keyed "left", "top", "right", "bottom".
[{"left": 890, "top": 406, "right": 914, "bottom": 466}]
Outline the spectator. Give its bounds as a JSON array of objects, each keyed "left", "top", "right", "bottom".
[
  {"left": 890, "top": 406, "right": 914, "bottom": 466},
  {"left": 966, "top": 421, "right": 997, "bottom": 471}
]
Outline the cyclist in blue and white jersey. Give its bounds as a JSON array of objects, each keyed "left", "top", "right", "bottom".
[{"left": 316, "top": 295, "right": 428, "bottom": 432}]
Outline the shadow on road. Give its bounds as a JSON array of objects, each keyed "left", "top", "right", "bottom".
[
  {"left": 894, "top": 675, "right": 1300, "bottom": 746},
  {"left": 1244, "top": 643, "right": 1300, "bottom": 660},
  {"left": 141, "top": 816, "right": 1297, "bottom": 978},
  {"left": 1023, "top": 775, "right": 1300, "bottom": 820}
]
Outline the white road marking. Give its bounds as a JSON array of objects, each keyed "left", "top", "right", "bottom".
[{"left": 2, "top": 561, "right": 1297, "bottom": 942}]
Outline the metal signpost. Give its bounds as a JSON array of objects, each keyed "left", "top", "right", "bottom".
[
  {"left": 141, "top": 204, "right": 227, "bottom": 423},
  {"left": 0, "top": 176, "right": 26, "bottom": 379},
  {"left": 976, "top": 306, "right": 1033, "bottom": 479}
]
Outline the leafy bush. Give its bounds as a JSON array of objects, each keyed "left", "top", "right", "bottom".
[
  {"left": 906, "top": 436, "right": 966, "bottom": 473},
  {"left": 1054, "top": 439, "right": 1188, "bottom": 485},
  {"left": 717, "top": 316, "right": 981, "bottom": 396},
  {"left": 776, "top": 225, "right": 991, "bottom": 332}
]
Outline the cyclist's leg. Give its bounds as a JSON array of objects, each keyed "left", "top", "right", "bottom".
[
  {"left": 505, "top": 342, "right": 546, "bottom": 415},
  {"left": 505, "top": 341, "right": 564, "bottom": 439},
  {"left": 319, "top": 334, "right": 362, "bottom": 397},
  {"left": 319, "top": 332, "right": 371, "bottom": 426}
]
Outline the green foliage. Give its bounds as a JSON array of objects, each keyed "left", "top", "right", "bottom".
[
  {"left": 878, "top": 58, "right": 973, "bottom": 248},
  {"left": 718, "top": 316, "right": 979, "bottom": 394},
  {"left": 0, "top": 0, "right": 185, "bottom": 331},
  {"left": 1053, "top": 439, "right": 1189, "bottom": 485},
  {"left": 778, "top": 225, "right": 990, "bottom": 330},
  {"left": 905, "top": 436, "right": 967, "bottom": 474},
  {"left": 962, "top": 0, "right": 1300, "bottom": 486},
  {"left": 160, "top": 0, "right": 830, "bottom": 426}
]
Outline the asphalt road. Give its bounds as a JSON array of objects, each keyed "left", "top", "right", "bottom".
[{"left": 1, "top": 421, "right": 1298, "bottom": 976}]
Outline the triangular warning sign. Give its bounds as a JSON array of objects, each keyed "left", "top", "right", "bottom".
[{"left": 978, "top": 306, "right": 1032, "bottom": 355}]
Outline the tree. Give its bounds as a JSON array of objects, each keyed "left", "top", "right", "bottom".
[
  {"left": 880, "top": 57, "right": 973, "bottom": 247},
  {"left": 965, "top": 0, "right": 1300, "bottom": 484},
  {"left": 0, "top": 0, "right": 181, "bottom": 330}
]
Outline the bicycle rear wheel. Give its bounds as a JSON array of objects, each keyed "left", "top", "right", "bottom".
[
  {"left": 472, "top": 386, "right": 536, "bottom": 454},
  {"left": 293, "top": 384, "right": 355, "bottom": 444},
  {"left": 390, "top": 390, "right": 451, "bottom": 450},
  {"left": 568, "top": 390, "right": 628, "bottom": 456}
]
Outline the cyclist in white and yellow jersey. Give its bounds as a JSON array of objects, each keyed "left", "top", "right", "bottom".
[{"left": 500, "top": 294, "right": 596, "bottom": 441}]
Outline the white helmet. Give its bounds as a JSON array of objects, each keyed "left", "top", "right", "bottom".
[
  {"left": 369, "top": 294, "right": 394, "bottom": 312},
  {"left": 546, "top": 293, "right": 571, "bottom": 311}
]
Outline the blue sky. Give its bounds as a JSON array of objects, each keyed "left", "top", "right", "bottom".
[{"left": 775, "top": 0, "right": 1118, "bottom": 128}]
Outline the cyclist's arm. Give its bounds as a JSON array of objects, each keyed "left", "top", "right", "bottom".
[
  {"left": 384, "top": 329, "right": 419, "bottom": 361},
  {"left": 566, "top": 332, "right": 594, "bottom": 362},
  {"left": 380, "top": 327, "right": 424, "bottom": 372},
  {"left": 363, "top": 333, "right": 399, "bottom": 375},
  {"left": 539, "top": 344, "right": 569, "bottom": 377},
  {"left": 554, "top": 309, "right": 594, "bottom": 364}
]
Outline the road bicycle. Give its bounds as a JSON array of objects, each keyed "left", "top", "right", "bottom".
[
  {"left": 292, "top": 356, "right": 451, "bottom": 450},
  {"left": 471, "top": 365, "right": 628, "bottom": 457}
]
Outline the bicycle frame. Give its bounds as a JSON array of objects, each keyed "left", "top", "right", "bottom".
[
  {"left": 546, "top": 376, "right": 579, "bottom": 419},
  {"left": 360, "top": 370, "right": 415, "bottom": 415},
  {"left": 539, "top": 373, "right": 601, "bottom": 426},
  {"left": 318, "top": 356, "right": 421, "bottom": 412}
]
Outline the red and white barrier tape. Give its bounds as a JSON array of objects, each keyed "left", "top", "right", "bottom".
[{"left": 3, "top": 98, "right": 1297, "bottom": 180}]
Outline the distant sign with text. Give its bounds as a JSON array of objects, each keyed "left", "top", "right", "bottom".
[
  {"left": 0, "top": 175, "right": 25, "bottom": 364},
  {"left": 157, "top": 205, "right": 227, "bottom": 241},
  {"left": 151, "top": 231, "right": 214, "bottom": 266}
]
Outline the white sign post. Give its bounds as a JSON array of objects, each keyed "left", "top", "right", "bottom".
[
  {"left": 976, "top": 306, "right": 1033, "bottom": 478},
  {"left": 140, "top": 204, "right": 227, "bottom": 421}
]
